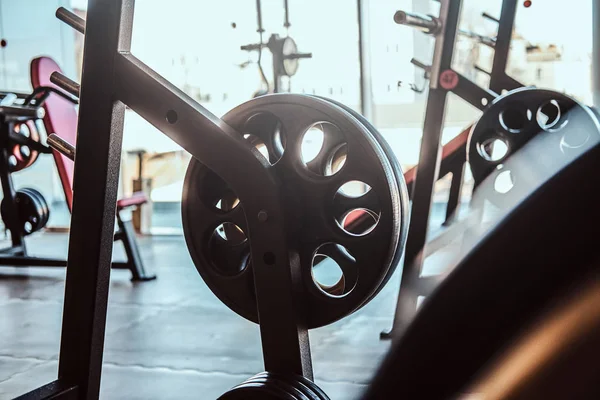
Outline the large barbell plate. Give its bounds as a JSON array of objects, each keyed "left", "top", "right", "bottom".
[
  {"left": 9, "top": 121, "right": 41, "bottom": 172},
  {"left": 468, "top": 88, "right": 600, "bottom": 201},
  {"left": 313, "top": 96, "right": 409, "bottom": 305},
  {"left": 183, "top": 94, "right": 403, "bottom": 328}
]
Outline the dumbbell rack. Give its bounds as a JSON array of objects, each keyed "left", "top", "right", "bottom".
[
  {"left": 14, "top": 1, "right": 318, "bottom": 399},
  {"left": 382, "top": 0, "right": 524, "bottom": 339}
]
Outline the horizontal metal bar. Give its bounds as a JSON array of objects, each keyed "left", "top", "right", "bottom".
[
  {"left": 56, "top": 7, "right": 85, "bottom": 34},
  {"left": 0, "top": 256, "right": 132, "bottom": 269},
  {"left": 0, "top": 256, "right": 67, "bottom": 267},
  {"left": 0, "top": 245, "right": 25, "bottom": 255},
  {"left": 459, "top": 29, "right": 496, "bottom": 47},
  {"left": 12, "top": 380, "right": 78, "bottom": 400},
  {"left": 50, "top": 72, "right": 80, "bottom": 99},
  {"left": 451, "top": 71, "right": 497, "bottom": 110},
  {"left": 113, "top": 53, "right": 277, "bottom": 195},
  {"left": 411, "top": 58, "right": 431, "bottom": 73},
  {"left": 48, "top": 133, "right": 76, "bottom": 160},
  {"left": 482, "top": 11, "right": 499, "bottom": 23},
  {"left": 394, "top": 10, "right": 441, "bottom": 34},
  {"left": 475, "top": 64, "right": 491, "bottom": 75},
  {"left": 0, "top": 105, "right": 44, "bottom": 120}
]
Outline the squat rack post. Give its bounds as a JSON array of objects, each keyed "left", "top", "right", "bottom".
[
  {"left": 57, "top": 0, "right": 133, "bottom": 398},
  {"left": 382, "top": 0, "right": 464, "bottom": 340},
  {"left": 383, "top": 0, "right": 522, "bottom": 339}
]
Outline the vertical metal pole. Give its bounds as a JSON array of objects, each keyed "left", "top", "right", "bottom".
[
  {"left": 593, "top": 0, "right": 600, "bottom": 108},
  {"left": 489, "top": 0, "right": 518, "bottom": 93},
  {"left": 412, "top": 0, "right": 433, "bottom": 102},
  {"left": 357, "top": 0, "right": 373, "bottom": 119},
  {"left": 57, "top": 0, "right": 133, "bottom": 398},
  {"left": 443, "top": 160, "right": 465, "bottom": 225},
  {"left": 383, "top": 0, "right": 463, "bottom": 339}
]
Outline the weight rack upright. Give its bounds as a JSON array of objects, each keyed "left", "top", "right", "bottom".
[{"left": 382, "top": 0, "right": 523, "bottom": 339}]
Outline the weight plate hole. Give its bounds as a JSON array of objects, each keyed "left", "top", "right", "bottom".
[
  {"left": 243, "top": 133, "right": 270, "bottom": 160},
  {"left": 300, "top": 122, "right": 346, "bottom": 176},
  {"left": 536, "top": 100, "right": 562, "bottom": 130},
  {"left": 341, "top": 208, "right": 379, "bottom": 236},
  {"left": 215, "top": 193, "right": 240, "bottom": 212},
  {"left": 333, "top": 181, "right": 380, "bottom": 237},
  {"left": 20, "top": 146, "right": 31, "bottom": 158},
  {"left": 208, "top": 223, "right": 249, "bottom": 276},
  {"left": 243, "top": 112, "right": 286, "bottom": 165},
  {"left": 560, "top": 129, "right": 590, "bottom": 150},
  {"left": 24, "top": 221, "right": 33, "bottom": 234},
  {"left": 311, "top": 243, "right": 355, "bottom": 298},
  {"left": 166, "top": 110, "right": 178, "bottom": 124},
  {"left": 8, "top": 155, "right": 17, "bottom": 168},
  {"left": 301, "top": 125, "right": 324, "bottom": 163},
  {"left": 494, "top": 169, "right": 514, "bottom": 194},
  {"left": 324, "top": 143, "right": 348, "bottom": 176},
  {"left": 215, "top": 222, "right": 246, "bottom": 244},
  {"left": 198, "top": 170, "right": 241, "bottom": 214},
  {"left": 478, "top": 137, "right": 509, "bottom": 162},
  {"left": 338, "top": 181, "right": 371, "bottom": 197},
  {"left": 16, "top": 123, "right": 31, "bottom": 138},
  {"left": 499, "top": 108, "right": 531, "bottom": 133}
]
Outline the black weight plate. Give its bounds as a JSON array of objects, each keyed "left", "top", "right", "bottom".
[
  {"left": 241, "top": 375, "right": 310, "bottom": 400},
  {"left": 1, "top": 188, "right": 47, "bottom": 235},
  {"left": 21, "top": 187, "right": 49, "bottom": 229},
  {"left": 244, "top": 372, "right": 328, "bottom": 400},
  {"left": 219, "top": 381, "right": 297, "bottom": 400},
  {"left": 183, "top": 94, "right": 402, "bottom": 328},
  {"left": 20, "top": 188, "right": 44, "bottom": 234},
  {"left": 313, "top": 96, "right": 409, "bottom": 305},
  {"left": 270, "top": 373, "right": 330, "bottom": 400},
  {"left": 245, "top": 372, "right": 320, "bottom": 400},
  {"left": 468, "top": 88, "right": 600, "bottom": 198}
]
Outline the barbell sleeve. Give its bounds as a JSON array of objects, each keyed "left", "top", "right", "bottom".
[
  {"left": 47, "top": 133, "right": 76, "bottom": 161},
  {"left": 394, "top": 10, "right": 441, "bottom": 35},
  {"left": 56, "top": 7, "right": 85, "bottom": 34},
  {"left": 50, "top": 72, "right": 80, "bottom": 99}
]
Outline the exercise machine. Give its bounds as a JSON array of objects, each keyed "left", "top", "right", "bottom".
[
  {"left": 240, "top": 0, "right": 312, "bottom": 96},
  {"left": 0, "top": 64, "right": 154, "bottom": 281}
]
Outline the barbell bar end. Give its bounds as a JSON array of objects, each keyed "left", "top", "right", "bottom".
[
  {"left": 56, "top": 7, "right": 86, "bottom": 34},
  {"left": 50, "top": 72, "right": 80, "bottom": 99},
  {"left": 47, "top": 133, "right": 76, "bottom": 161},
  {"left": 393, "top": 10, "right": 441, "bottom": 35}
]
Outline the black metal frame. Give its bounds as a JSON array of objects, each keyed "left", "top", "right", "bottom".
[
  {"left": 15, "top": 0, "right": 315, "bottom": 398},
  {"left": 240, "top": 0, "right": 312, "bottom": 94},
  {"left": 382, "top": 0, "right": 523, "bottom": 339},
  {"left": 0, "top": 90, "right": 154, "bottom": 282}
]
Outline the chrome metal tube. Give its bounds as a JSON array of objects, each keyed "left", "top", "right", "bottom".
[
  {"left": 56, "top": 7, "right": 86, "bottom": 34},
  {"left": 48, "top": 133, "right": 76, "bottom": 161},
  {"left": 394, "top": 10, "right": 441, "bottom": 34},
  {"left": 50, "top": 72, "right": 81, "bottom": 98}
]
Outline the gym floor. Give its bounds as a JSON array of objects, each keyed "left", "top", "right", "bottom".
[{"left": 0, "top": 232, "right": 443, "bottom": 400}]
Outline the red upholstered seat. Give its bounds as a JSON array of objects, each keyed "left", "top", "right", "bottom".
[
  {"left": 31, "top": 57, "right": 147, "bottom": 212},
  {"left": 117, "top": 191, "right": 148, "bottom": 210}
]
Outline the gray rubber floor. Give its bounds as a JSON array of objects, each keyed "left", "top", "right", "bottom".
[{"left": 0, "top": 232, "right": 455, "bottom": 399}]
